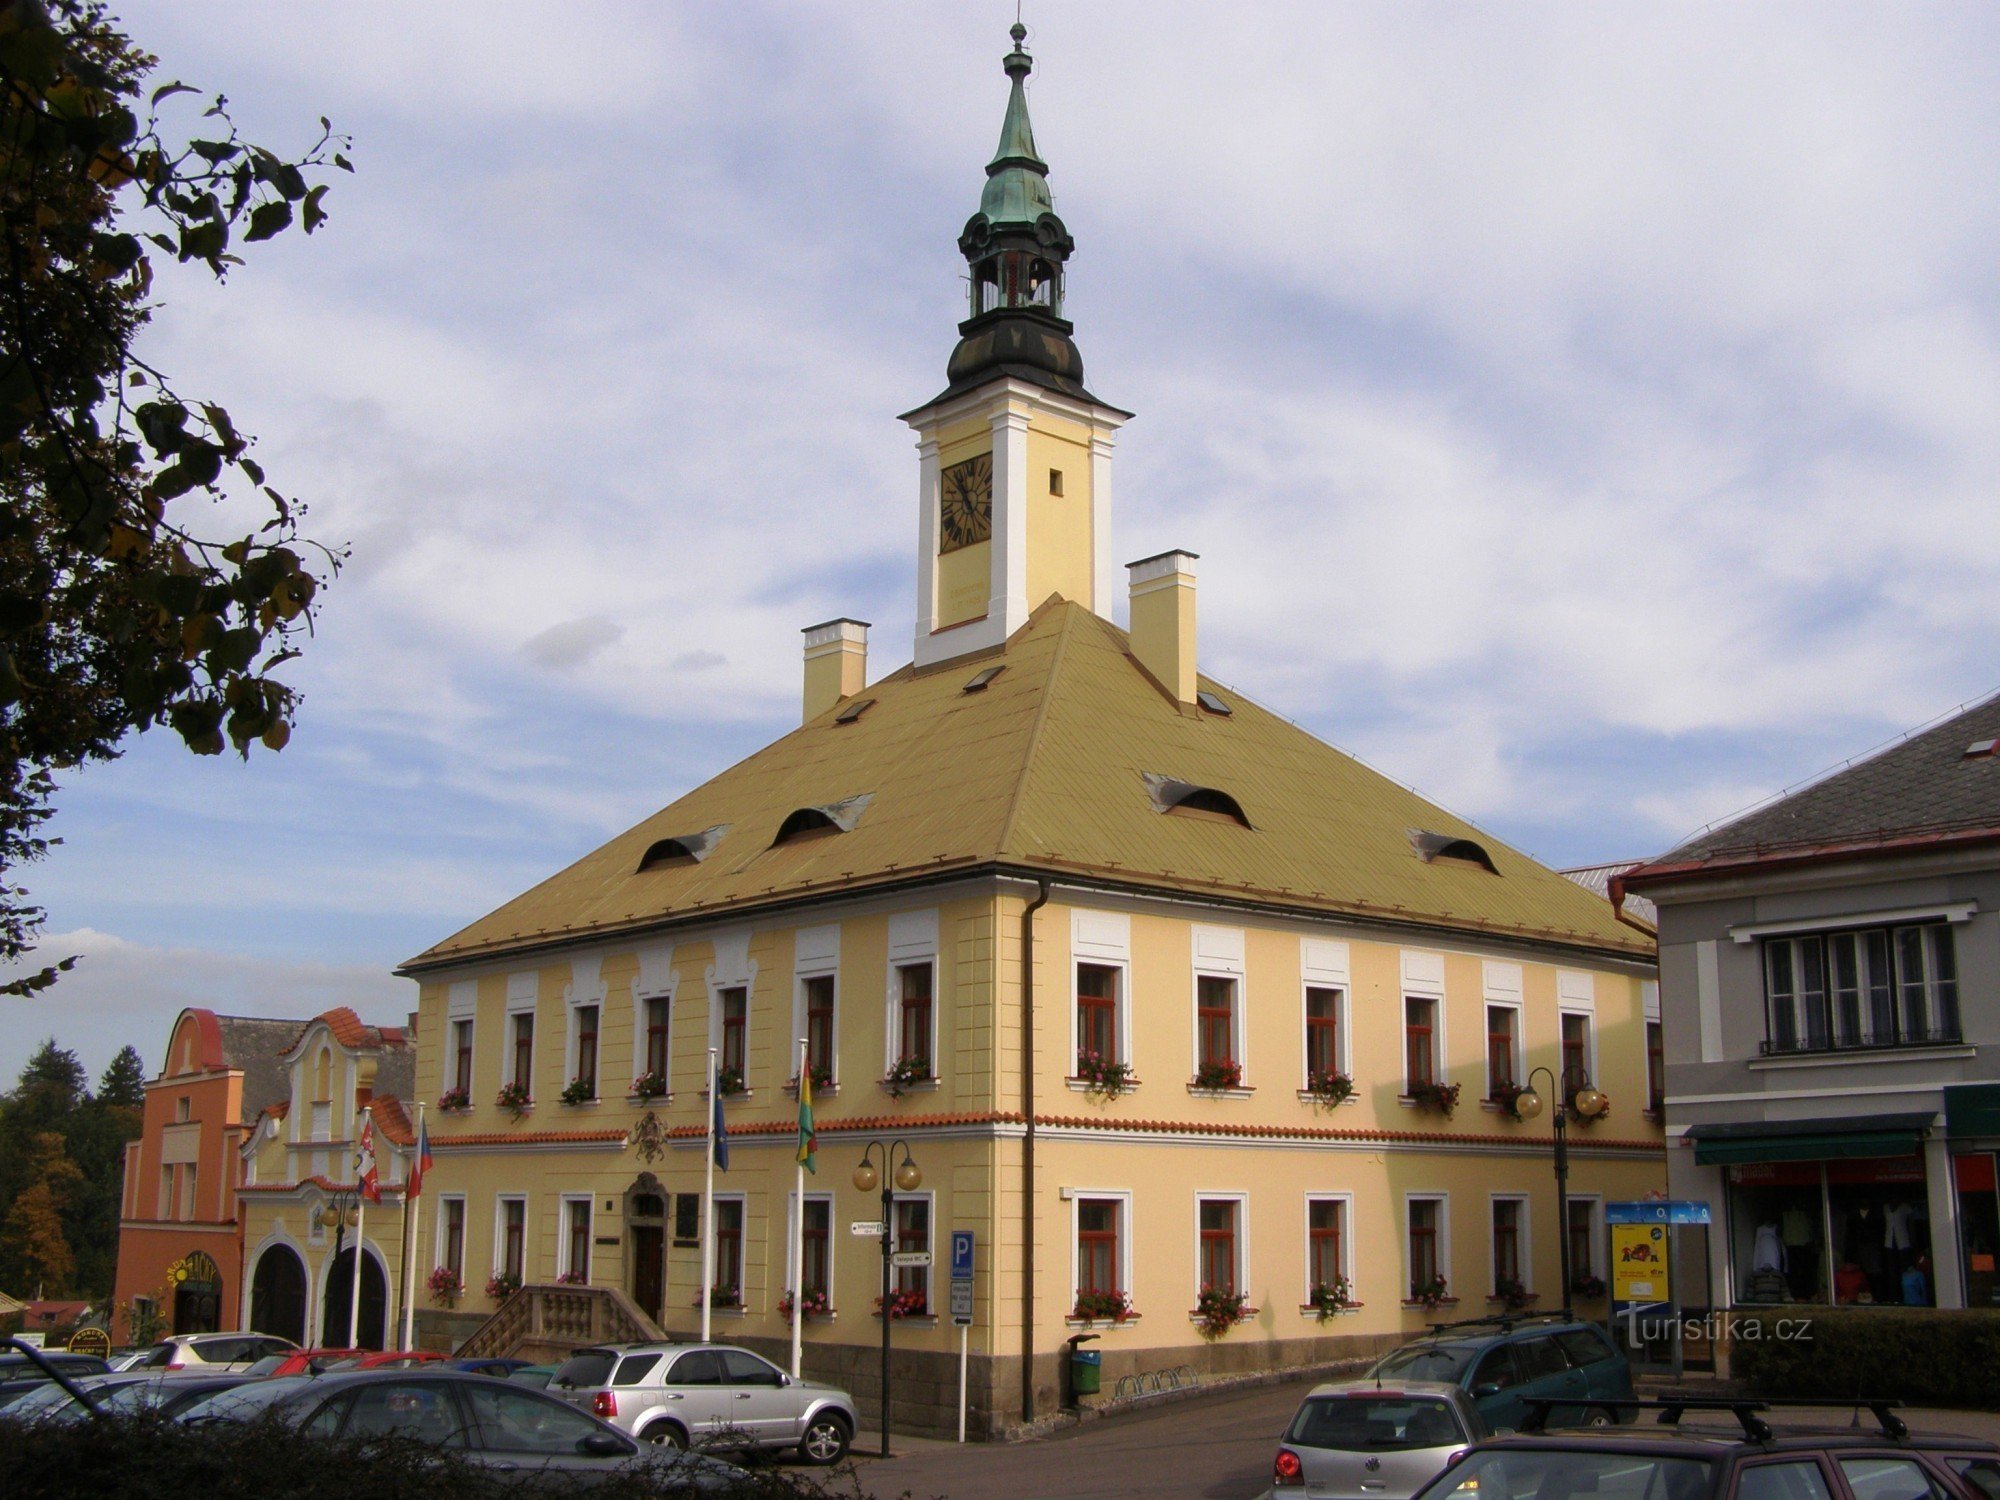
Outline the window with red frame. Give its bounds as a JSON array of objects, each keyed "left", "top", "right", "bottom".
[
  {"left": 1492, "top": 1199, "right": 1522, "bottom": 1290},
  {"left": 1646, "top": 1020, "right": 1665, "bottom": 1113},
  {"left": 1197, "top": 975, "right": 1237, "bottom": 1071},
  {"left": 714, "top": 1199, "right": 742, "bottom": 1297},
  {"left": 644, "top": 997, "right": 669, "bottom": 1079},
  {"left": 894, "top": 1198, "right": 930, "bottom": 1311},
  {"left": 510, "top": 1014, "right": 534, "bottom": 1092},
  {"left": 719, "top": 987, "right": 747, "bottom": 1076},
  {"left": 1408, "top": 1198, "right": 1440, "bottom": 1296},
  {"left": 451, "top": 1019, "right": 473, "bottom": 1093},
  {"left": 802, "top": 975, "right": 835, "bottom": 1080},
  {"left": 1305, "top": 987, "right": 1342, "bottom": 1078},
  {"left": 566, "top": 1199, "right": 591, "bottom": 1281},
  {"left": 1077, "top": 963, "right": 1118, "bottom": 1062},
  {"left": 442, "top": 1198, "right": 465, "bottom": 1276},
  {"left": 1077, "top": 1199, "right": 1120, "bottom": 1297},
  {"left": 1561, "top": 1012, "right": 1591, "bottom": 1093},
  {"left": 501, "top": 1199, "right": 525, "bottom": 1281},
  {"left": 1405, "top": 997, "right": 1436, "bottom": 1091},
  {"left": 1308, "top": 1198, "right": 1346, "bottom": 1291},
  {"left": 1487, "top": 1004, "right": 1518, "bottom": 1095},
  {"left": 801, "top": 1199, "right": 830, "bottom": 1299},
  {"left": 575, "top": 1005, "right": 599, "bottom": 1096},
  {"left": 1198, "top": 1198, "right": 1238, "bottom": 1294},
  {"left": 898, "top": 963, "right": 933, "bottom": 1073},
  {"left": 1567, "top": 1199, "right": 1596, "bottom": 1281}
]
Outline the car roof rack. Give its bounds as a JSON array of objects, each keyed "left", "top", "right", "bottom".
[
  {"left": 1516, "top": 1397, "right": 1908, "bottom": 1444},
  {"left": 1422, "top": 1311, "right": 1576, "bottom": 1337}
]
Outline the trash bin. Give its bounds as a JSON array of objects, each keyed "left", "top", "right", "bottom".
[{"left": 1070, "top": 1345, "right": 1101, "bottom": 1396}]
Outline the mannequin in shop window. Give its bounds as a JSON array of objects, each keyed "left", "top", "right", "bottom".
[
  {"left": 1748, "top": 1222, "right": 1788, "bottom": 1302},
  {"left": 1780, "top": 1203, "right": 1817, "bottom": 1299}
]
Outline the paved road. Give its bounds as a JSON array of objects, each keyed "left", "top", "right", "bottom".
[{"left": 847, "top": 1387, "right": 2000, "bottom": 1500}]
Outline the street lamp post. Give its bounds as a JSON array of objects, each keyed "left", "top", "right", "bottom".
[
  {"left": 1514, "top": 1066, "right": 1608, "bottom": 1320},
  {"left": 317, "top": 1189, "right": 360, "bottom": 1343},
  {"left": 852, "top": 1139, "right": 922, "bottom": 1458}
]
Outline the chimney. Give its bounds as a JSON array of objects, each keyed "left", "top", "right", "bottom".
[
  {"left": 1127, "top": 551, "right": 1198, "bottom": 705},
  {"left": 801, "top": 618, "right": 869, "bottom": 723}
]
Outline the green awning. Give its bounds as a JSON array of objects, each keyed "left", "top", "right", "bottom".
[
  {"left": 1945, "top": 1084, "right": 2000, "bottom": 1139},
  {"left": 1689, "top": 1113, "right": 1933, "bottom": 1167}
]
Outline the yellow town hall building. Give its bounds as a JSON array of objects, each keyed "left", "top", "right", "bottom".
[{"left": 387, "top": 29, "right": 1664, "bottom": 1436}]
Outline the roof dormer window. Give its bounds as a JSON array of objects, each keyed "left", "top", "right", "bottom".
[
  {"left": 636, "top": 825, "right": 727, "bottom": 872},
  {"left": 1141, "top": 773, "right": 1252, "bottom": 829},
  {"left": 771, "top": 794, "right": 874, "bottom": 848},
  {"left": 1410, "top": 830, "right": 1499, "bottom": 874}
]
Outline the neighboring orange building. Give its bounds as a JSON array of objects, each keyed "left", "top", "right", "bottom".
[{"left": 110, "top": 1009, "right": 302, "bottom": 1342}]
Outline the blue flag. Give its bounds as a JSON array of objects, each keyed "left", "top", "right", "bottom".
[{"left": 711, "top": 1086, "right": 730, "bottom": 1171}]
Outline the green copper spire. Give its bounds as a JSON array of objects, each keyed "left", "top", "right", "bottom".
[{"left": 980, "top": 23, "right": 1053, "bottom": 226}]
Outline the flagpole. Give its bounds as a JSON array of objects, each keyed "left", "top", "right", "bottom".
[
  {"left": 701, "top": 1047, "right": 716, "bottom": 1344},
  {"left": 349, "top": 1105, "right": 370, "bottom": 1348},
  {"left": 791, "top": 1036, "right": 807, "bottom": 1380},
  {"left": 401, "top": 1104, "right": 425, "bottom": 1351}
]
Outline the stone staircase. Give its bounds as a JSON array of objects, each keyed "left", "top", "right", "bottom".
[{"left": 454, "top": 1283, "right": 665, "bottom": 1365}]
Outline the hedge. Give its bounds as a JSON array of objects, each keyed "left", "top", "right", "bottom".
[
  {"left": 0, "top": 1412, "right": 860, "bottom": 1500},
  {"left": 1730, "top": 1308, "right": 2000, "bottom": 1409}
]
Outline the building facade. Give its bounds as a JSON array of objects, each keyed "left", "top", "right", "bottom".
[
  {"left": 1620, "top": 694, "right": 2000, "bottom": 1315},
  {"left": 111, "top": 1008, "right": 300, "bottom": 1343},
  {"left": 399, "top": 30, "right": 1666, "bottom": 1435}
]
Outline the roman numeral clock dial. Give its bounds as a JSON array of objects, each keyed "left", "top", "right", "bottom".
[{"left": 938, "top": 453, "right": 993, "bottom": 553}]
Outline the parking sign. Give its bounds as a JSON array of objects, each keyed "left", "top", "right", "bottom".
[{"left": 951, "top": 1229, "right": 975, "bottom": 1280}]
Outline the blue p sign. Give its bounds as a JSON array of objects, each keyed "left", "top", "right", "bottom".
[{"left": 951, "top": 1229, "right": 975, "bottom": 1280}]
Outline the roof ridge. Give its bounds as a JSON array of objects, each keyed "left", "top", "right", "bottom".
[{"left": 993, "top": 601, "right": 1083, "bottom": 857}]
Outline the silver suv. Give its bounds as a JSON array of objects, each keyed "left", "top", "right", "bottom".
[
  {"left": 549, "top": 1342, "right": 857, "bottom": 1465},
  {"left": 121, "top": 1333, "right": 297, "bottom": 1373}
]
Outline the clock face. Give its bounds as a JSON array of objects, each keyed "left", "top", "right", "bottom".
[{"left": 939, "top": 453, "right": 993, "bottom": 554}]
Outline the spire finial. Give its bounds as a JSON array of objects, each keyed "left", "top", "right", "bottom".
[{"left": 1005, "top": 21, "right": 1031, "bottom": 80}]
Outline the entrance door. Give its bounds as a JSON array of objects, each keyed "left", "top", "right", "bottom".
[
  {"left": 322, "top": 1247, "right": 388, "bottom": 1348},
  {"left": 631, "top": 1225, "right": 664, "bottom": 1323},
  {"left": 249, "top": 1245, "right": 308, "bottom": 1345}
]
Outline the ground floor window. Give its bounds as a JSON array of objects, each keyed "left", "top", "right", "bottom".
[
  {"left": 499, "top": 1197, "right": 526, "bottom": 1282},
  {"left": 1408, "top": 1196, "right": 1445, "bottom": 1300},
  {"left": 563, "top": 1198, "right": 591, "bottom": 1282},
  {"left": 801, "top": 1198, "right": 831, "bottom": 1300},
  {"left": 1307, "top": 1197, "right": 1348, "bottom": 1301},
  {"left": 1567, "top": 1198, "right": 1597, "bottom": 1289},
  {"left": 1198, "top": 1197, "right": 1241, "bottom": 1295},
  {"left": 1727, "top": 1155, "right": 1932, "bottom": 1306},
  {"left": 1492, "top": 1197, "right": 1525, "bottom": 1294},
  {"left": 713, "top": 1198, "right": 743, "bottom": 1303},
  {"left": 440, "top": 1197, "right": 466, "bottom": 1277},
  {"left": 1955, "top": 1153, "right": 1999, "bottom": 1308},
  {"left": 893, "top": 1196, "right": 931, "bottom": 1314}
]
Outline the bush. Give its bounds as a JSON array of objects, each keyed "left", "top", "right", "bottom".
[
  {"left": 1730, "top": 1308, "right": 2000, "bottom": 1408},
  {"left": 0, "top": 1410, "right": 850, "bottom": 1500}
]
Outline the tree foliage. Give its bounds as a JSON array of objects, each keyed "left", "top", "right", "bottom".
[
  {"left": 0, "top": 0, "right": 350, "bottom": 995},
  {"left": 0, "top": 1035, "right": 140, "bottom": 1295},
  {"left": 97, "top": 1041, "right": 144, "bottom": 1105}
]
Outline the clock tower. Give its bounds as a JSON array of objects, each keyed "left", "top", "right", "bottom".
[{"left": 903, "top": 25, "right": 1131, "bottom": 668}]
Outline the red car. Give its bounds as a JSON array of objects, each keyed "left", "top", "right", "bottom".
[{"left": 242, "top": 1348, "right": 451, "bottom": 1377}]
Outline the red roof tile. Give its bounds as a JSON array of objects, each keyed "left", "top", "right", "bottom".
[{"left": 429, "top": 1130, "right": 630, "bottom": 1148}]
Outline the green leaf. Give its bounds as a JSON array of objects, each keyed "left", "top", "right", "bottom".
[
  {"left": 244, "top": 199, "right": 292, "bottom": 241},
  {"left": 301, "top": 185, "right": 329, "bottom": 234},
  {"left": 191, "top": 138, "right": 240, "bottom": 164},
  {"left": 150, "top": 81, "right": 199, "bottom": 106}
]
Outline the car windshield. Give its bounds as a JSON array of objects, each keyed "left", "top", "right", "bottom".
[
  {"left": 177, "top": 1376, "right": 315, "bottom": 1423},
  {"left": 551, "top": 1351, "right": 615, "bottom": 1388},
  {"left": 241, "top": 1355, "right": 292, "bottom": 1377},
  {"left": 1289, "top": 1396, "right": 1466, "bottom": 1451},
  {"left": 1422, "top": 1449, "right": 1713, "bottom": 1500},
  {"left": 1373, "top": 1344, "right": 1476, "bottom": 1382}
]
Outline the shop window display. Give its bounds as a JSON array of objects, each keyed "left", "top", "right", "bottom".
[
  {"left": 1956, "top": 1154, "right": 1999, "bottom": 1308},
  {"left": 1727, "top": 1156, "right": 1935, "bottom": 1307}
]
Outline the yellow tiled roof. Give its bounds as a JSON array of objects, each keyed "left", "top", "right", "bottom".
[{"left": 402, "top": 601, "right": 1651, "bottom": 972}]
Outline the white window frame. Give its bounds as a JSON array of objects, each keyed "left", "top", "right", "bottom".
[
  {"left": 785, "top": 1191, "right": 836, "bottom": 1301},
  {"left": 494, "top": 1193, "right": 529, "bottom": 1281},
  {"left": 1190, "top": 925, "right": 1248, "bottom": 1081},
  {"left": 435, "top": 1194, "right": 468, "bottom": 1276},
  {"left": 1484, "top": 1000, "right": 1523, "bottom": 1098},
  {"left": 1402, "top": 950, "right": 1447, "bottom": 1094},
  {"left": 791, "top": 923, "right": 840, "bottom": 1083},
  {"left": 1404, "top": 1192, "right": 1451, "bottom": 1302},
  {"left": 891, "top": 1190, "right": 935, "bottom": 1312},
  {"left": 564, "top": 955, "right": 607, "bottom": 1099},
  {"left": 447, "top": 980, "right": 477, "bottom": 1094},
  {"left": 885, "top": 910, "right": 940, "bottom": 1077},
  {"left": 1302, "top": 1191, "right": 1354, "bottom": 1301},
  {"left": 1068, "top": 1188, "right": 1134, "bottom": 1310},
  {"left": 1300, "top": 938, "right": 1352, "bottom": 1089},
  {"left": 1192, "top": 1191, "right": 1249, "bottom": 1301},
  {"left": 633, "top": 943, "right": 676, "bottom": 1095},
  {"left": 1489, "top": 1193, "right": 1531, "bottom": 1294},
  {"left": 703, "top": 930, "right": 757, "bottom": 1080},
  {"left": 558, "top": 1194, "right": 594, "bottom": 1280},
  {"left": 1070, "top": 909, "right": 1132, "bottom": 1070}
]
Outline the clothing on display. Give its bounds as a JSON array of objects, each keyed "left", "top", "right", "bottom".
[{"left": 1752, "top": 1223, "right": 1787, "bottom": 1273}]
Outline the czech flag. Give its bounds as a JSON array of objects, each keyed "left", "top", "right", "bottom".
[
  {"left": 796, "top": 1069, "right": 817, "bottom": 1174},
  {"left": 408, "top": 1114, "right": 432, "bottom": 1199},
  {"left": 356, "top": 1111, "right": 381, "bottom": 1203}
]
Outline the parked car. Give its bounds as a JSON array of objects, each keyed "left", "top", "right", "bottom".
[
  {"left": 452, "top": 1357, "right": 533, "bottom": 1378},
  {"left": 242, "top": 1347, "right": 451, "bottom": 1378},
  {"left": 177, "top": 1368, "right": 746, "bottom": 1491},
  {"left": 5, "top": 1370, "right": 251, "bottom": 1424},
  {"left": 1411, "top": 1398, "right": 2000, "bottom": 1500},
  {"left": 548, "top": 1342, "right": 858, "bottom": 1465},
  {"left": 1367, "top": 1316, "right": 1633, "bottom": 1432},
  {"left": 121, "top": 1333, "right": 298, "bottom": 1373},
  {"left": 3, "top": 1372, "right": 153, "bottom": 1422},
  {"left": 0, "top": 1353, "right": 109, "bottom": 1409},
  {"left": 509, "top": 1364, "right": 560, "bottom": 1389},
  {"left": 1268, "top": 1380, "right": 1486, "bottom": 1500}
]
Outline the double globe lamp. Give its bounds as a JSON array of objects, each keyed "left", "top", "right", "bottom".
[
  {"left": 1512, "top": 1067, "right": 1609, "bottom": 1320},
  {"left": 853, "top": 1142, "right": 922, "bottom": 1457}
]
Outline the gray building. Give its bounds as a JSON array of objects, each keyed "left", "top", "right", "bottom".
[{"left": 1618, "top": 695, "right": 2000, "bottom": 1313}]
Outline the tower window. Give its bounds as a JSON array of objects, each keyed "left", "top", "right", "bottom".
[{"left": 1048, "top": 468, "right": 1064, "bottom": 497}]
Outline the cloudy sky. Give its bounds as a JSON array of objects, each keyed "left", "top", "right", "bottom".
[{"left": 7, "top": 2, "right": 1999, "bottom": 1084}]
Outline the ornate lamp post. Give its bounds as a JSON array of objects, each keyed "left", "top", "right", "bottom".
[
  {"left": 1514, "top": 1066, "right": 1608, "bottom": 1320},
  {"left": 852, "top": 1139, "right": 922, "bottom": 1457},
  {"left": 317, "top": 1188, "right": 360, "bottom": 1343}
]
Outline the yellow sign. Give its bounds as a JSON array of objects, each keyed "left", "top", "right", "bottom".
[
  {"left": 66, "top": 1326, "right": 110, "bottom": 1357},
  {"left": 1611, "top": 1223, "right": 1670, "bottom": 1303}
]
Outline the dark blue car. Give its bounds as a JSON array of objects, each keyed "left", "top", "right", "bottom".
[{"left": 1367, "top": 1316, "right": 1634, "bottom": 1432}]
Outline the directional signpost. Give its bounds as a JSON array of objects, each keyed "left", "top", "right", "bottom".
[
  {"left": 850, "top": 1220, "right": 884, "bottom": 1237},
  {"left": 951, "top": 1229, "right": 975, "bottom": 1442}
]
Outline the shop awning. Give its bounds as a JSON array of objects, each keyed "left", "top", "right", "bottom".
[
  {"left": 1688, "top": 1112, "right": 1935, "bottom": 1166},
  {"left": 1945, "top": 1083, "right": 2000, "bottom": 1140}
]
